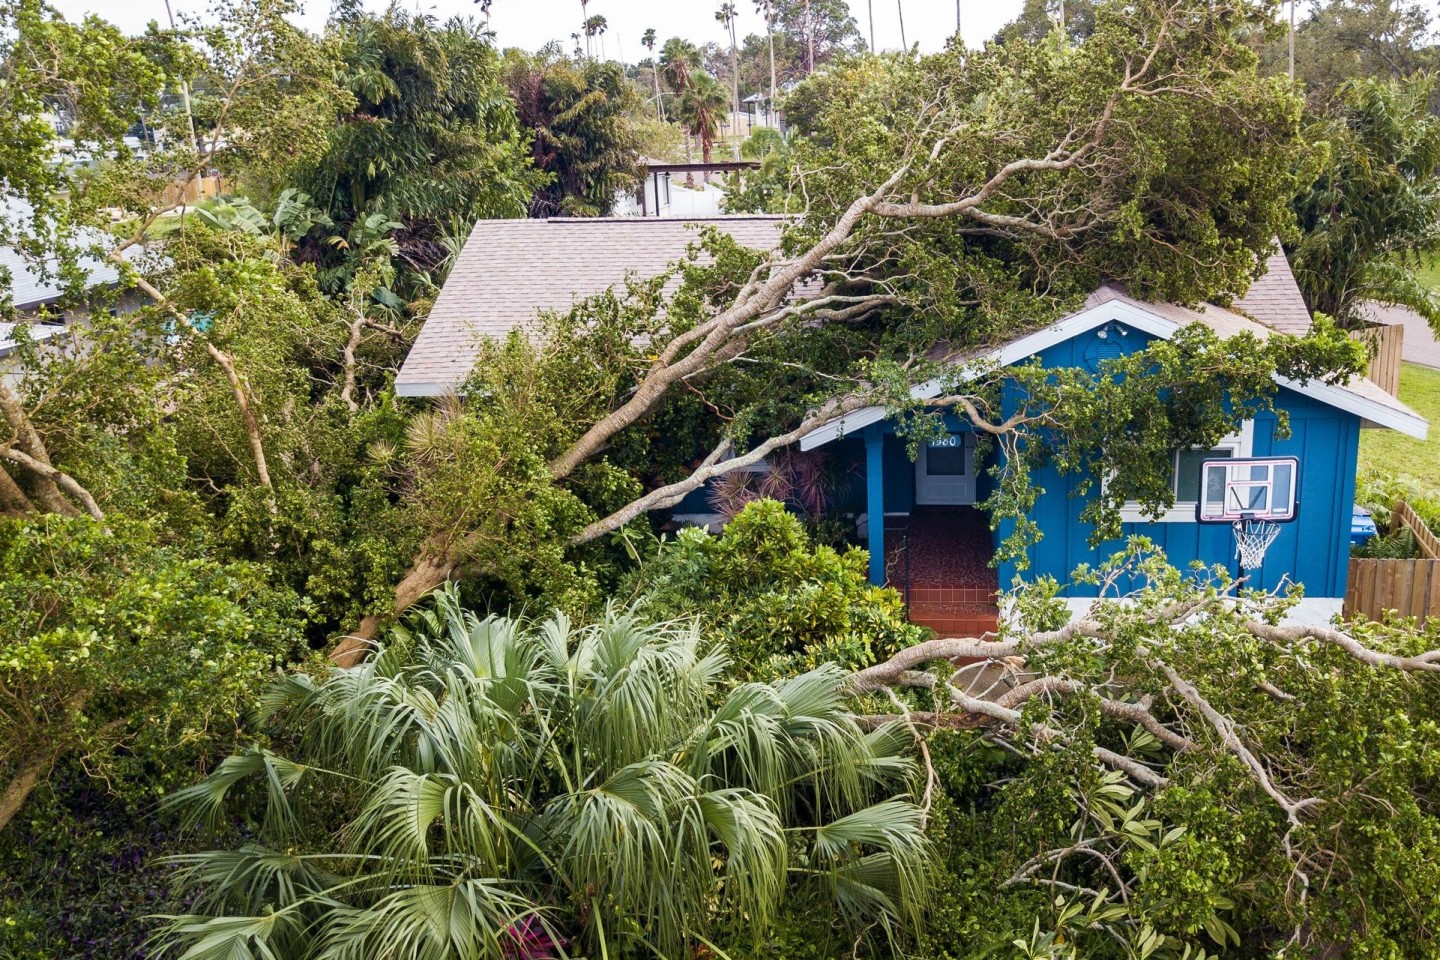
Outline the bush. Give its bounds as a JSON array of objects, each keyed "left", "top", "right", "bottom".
[
  {"left": 626, "top": 499, "right": 925, "bottom": 679},
  {"left": 158, "top": 595, "right": 929, "bottom": 960},
  {"left": 1353, "top": 470, "right": 1440, "bottom": 558}
]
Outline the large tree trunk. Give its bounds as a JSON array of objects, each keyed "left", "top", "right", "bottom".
[
  {"left": 329, "top": 552, "right": 454, "bottom": 666},
  {"left": 0, "top": 753, "right": 49, "bottom": 834}
]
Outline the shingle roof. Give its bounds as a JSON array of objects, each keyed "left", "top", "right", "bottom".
[
  {"left": 1232, "top": 250, "right": 1312, "bottom": 334},
  {"left": 395, "top": 216, "right": 790, "bottom": 396}
]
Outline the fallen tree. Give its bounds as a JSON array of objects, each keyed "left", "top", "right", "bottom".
[{"left": 842, "top": 545, "right": 1440, "bottom": 955}]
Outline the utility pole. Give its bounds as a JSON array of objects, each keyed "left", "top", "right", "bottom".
[
  {"left": 868, "top": 0, "right": 876, "bottom": 52},
  {"left": 163, "top": 0, "right": 199, "bottom": 154},
  {"left": 897, "top": 0, "right": 906, "bottom": 51},
  {"left": 956, "top": 0, "right": 961, "bottom": 42}
]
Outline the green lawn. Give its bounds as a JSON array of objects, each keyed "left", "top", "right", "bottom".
[
  {"left": 1359, "top": 361, "right": 1440, "bottom": 487},
  {"left": 1415, "top": 258, "right": 1440, "bottom": 293}
]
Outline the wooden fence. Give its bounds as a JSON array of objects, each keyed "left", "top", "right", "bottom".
[
  {"left": 1352, "top": 321, "right": 1404, "bottom": 397},
  {"left": 1345, "top": 558, "right": 1440, "bottom": 623},
  {"left": 1391, "top": 500, "right": 1440, "bottom": 559}
]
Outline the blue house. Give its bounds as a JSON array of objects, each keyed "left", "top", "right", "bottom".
[
  {"left": 797, "top": 283, "right": 1427, "bottom": 631},
  {"left": 396, "top": 218, "right": 1428, "bottom": 632}
]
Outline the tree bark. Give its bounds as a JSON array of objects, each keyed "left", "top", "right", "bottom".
[
  {"left": 0, "top": 752, "right": 49, "bottom": 834},
  {"left": 0, "top": 463, "right": 34, "bottom": 515},
  {"left": 0, "top": 378, "right": 74, "bottom": 515},
  {"left": 329, "top": 552, "right": 455, "bottom": 667},
  {"left": 203, "top": 342, "right": 274, "bottom": 493}
]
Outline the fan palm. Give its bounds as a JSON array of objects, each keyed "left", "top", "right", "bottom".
[
  {"left": 157, "top": 592, "right": 928, "bottom": 960},
  {"left": 676, "top": 72, "right": 732, "bottom": 167},
  {"left": 641, "top": 28, "right": 663, "bottom": 120}
]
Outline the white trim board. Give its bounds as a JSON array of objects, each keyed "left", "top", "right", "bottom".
[{"left": 799, "top": 300, "right": 1427, "bottom": 449}]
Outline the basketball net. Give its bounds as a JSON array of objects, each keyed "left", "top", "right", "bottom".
[{"left": 1233, "top": 519, "right": 1281, "bottom": 572}]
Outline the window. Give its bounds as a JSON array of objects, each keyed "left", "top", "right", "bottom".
[
  {"left": 925, "top": 439, "right": 967, "bottom": 476},
  {"left": 1118, "top": 421, "right": 1253, "bottom": 523}
]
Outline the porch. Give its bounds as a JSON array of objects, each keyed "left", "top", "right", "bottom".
[
  {"left": 885, "top": 508, "right": 1000, "bottom": 635},
  {"left": 856, "top": 422, "right": 1000, "bottom": 635}
]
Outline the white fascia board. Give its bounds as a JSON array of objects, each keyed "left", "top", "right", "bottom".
[
  {"left": 801, "top": 301, "right": 1181, "bottom": 449},
  {"left": 1276, "top": 375, "right": 1429, "bottom": 439},
  {"left": 394, "top": 380, "right": 452, "bottom": 398},
  {"left": 798, "top": 406, "right": 888, "bottom": 450}
]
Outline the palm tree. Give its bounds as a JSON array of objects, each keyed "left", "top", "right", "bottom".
[
  {"left": 659, "top": 37, "right": 703, "bottom": 168},
  {"left": 584, "top": 13, "right": 607, "bottom": 59},
  {"left": 658, "top": 36, "right": 700, "bottom": 99},
  {"left": 158, "top": 596, "right": 929, "bottom": 960},
  {"left": 754, "top": 0, "right": 778, "bottom": 124},
  {"left": 641, "top": 27, "right": 664, "bottom": 120},
  {"left": 677, "top": 71, "right": 731, "bottom": 170},
  {"left": 716, "top": 3, "right": 741, "bottom": 158},
  {"left": 579, "top": 0, "right": 591, "bottom": 57}
]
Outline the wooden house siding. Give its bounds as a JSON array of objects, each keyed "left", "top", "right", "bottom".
[{"left": 993, "top": 324, "right": 1361, "bottom": 598}]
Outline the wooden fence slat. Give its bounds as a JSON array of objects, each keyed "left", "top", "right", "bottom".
[{"left": 1346, "top": 558, "right": 1440, "bottom": 624}]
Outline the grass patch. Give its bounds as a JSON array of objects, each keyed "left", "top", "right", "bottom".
[
  {"left": 1359, "top": 361, "right": 1440, "bottom": 488},
  {"left": 1416, "top": 257, "right": 1440, "bottom": 293}
]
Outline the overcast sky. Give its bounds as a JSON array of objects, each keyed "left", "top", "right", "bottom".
[{"left": 49, "top": 0, "right": 1029, "bottom": 58}]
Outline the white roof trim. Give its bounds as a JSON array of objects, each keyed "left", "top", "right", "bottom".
[
  {"left": 800, "top": 299, "right": 1428, "bottom": 449},
  {"left": 395, "top": 380, "right": 450, "bottom": 398},
  {"left": 1276, "top": 374, "right": 1427, "bottom": 439}
]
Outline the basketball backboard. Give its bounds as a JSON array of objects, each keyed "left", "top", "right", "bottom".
[{"left": 1195, "top": 456, "right": 1299, "bottom": 524}]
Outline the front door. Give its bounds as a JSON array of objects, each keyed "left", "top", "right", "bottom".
[{"left": 915, "top": 433, "right": 976, "bottom": 505}]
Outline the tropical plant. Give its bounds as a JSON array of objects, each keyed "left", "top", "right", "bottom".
[
  {"left": 291, "top": 7, "right": 541, "bottom": 286},
  {"left": 755, "top": 0, "right": 779, "bottom": 118},
  {"left": 630, "top": 499, "right": 924, "bottom": 677},
  {"left": 717, "top": 3, "right": 742, "bottom": 159},
  {"left": 641, "top": 27, "right": 664, "bottom": 119},
  {"left": 502, "top": 47, "right": 645, "bottom": 217},
  {"left": 159, "top": 595, "right": 929, "bottom": 959},
  {"left": 676, "top": 71, "right": 732, "bottom": 165},
  {"left": 1289, "top": 73, "right": 1440, "bottom": 330}
]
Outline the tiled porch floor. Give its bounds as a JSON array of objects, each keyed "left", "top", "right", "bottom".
[{"left": 886, "top": 507, "right": 1000, "bottom": 636}]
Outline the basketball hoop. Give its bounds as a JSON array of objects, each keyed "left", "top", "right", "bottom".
[
  {"left": 1233, "top": 518, "right": 1281, "bottom": 573},
  {"left": 1194, "top": 456, "right": 1300, "bottom": 588}
]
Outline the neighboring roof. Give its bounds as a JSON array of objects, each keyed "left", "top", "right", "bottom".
[
  {"left": 0, "top": 195, "right": 134, "bottom": 310},
  {"left": 0, "top": 321, "right": 65, "bottom": 358},
  {"left": 800, "top": 286, "right": 1428, "bottom": 448},
  {"left": 396, "top": 216, "right": 790, "bottom": 397},
  {"left": 0, "top": 244, "right": 123, "bottom": 310},
  {"left": 1232, "top": 250, "right": 1312, "bottom": 335}
]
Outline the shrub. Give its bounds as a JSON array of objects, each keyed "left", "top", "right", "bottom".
[
  {"left": 158, "top": 593, "right": 929, "bottom": 960},
  {"left": 628, "top": 499, "right": 925, "bottom": 679}
]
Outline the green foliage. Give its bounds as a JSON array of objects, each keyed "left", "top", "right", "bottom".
[
  {"left": 0, "top": 773, "right": 204, "bottom": 959},
  {"left": 291, "top": 7, "right": 541, "bottom": 283},
  {"left": 899, "top": 546, "right": 1440, "bottom": 957},
  {"left": 1289, "top": 74, "right": 1440, "bottom": 329},
  {"left": 159, "top": 596, "right": 929, "bottom": 959},
  {"left": 0, "top": 514, "right": 307, "bottom": 801},
  {"left": 1275, "top": 0, "right": 1437, "bottom": 103},
  {"left": 626, "top": 500, "right": 925, "bottom": 679},
  {"left": 1352, "top": 469, "right": 1440, "bottom": 558},
  {"left": 502, "top": 47, "right": 645, "bottom": 217}
]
